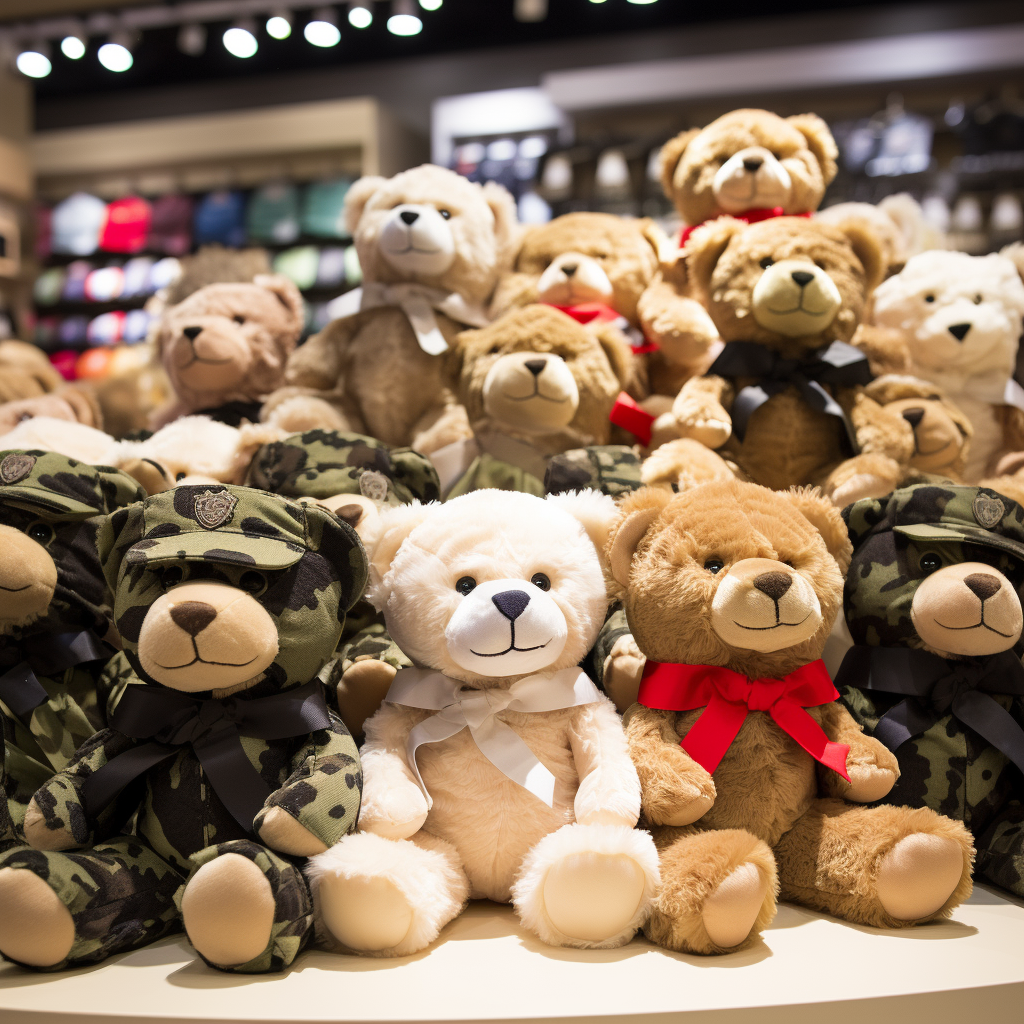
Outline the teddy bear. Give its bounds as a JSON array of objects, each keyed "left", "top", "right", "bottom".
[
  {"left": 149, "top": 273, "right": 305, "bottom": 429},
  {"left": 244, "top": 428, "right": 441, "bottom": 739},
  {"left": 608, "top": 479, "right": 974, "bottom": 955},
  {"left": 0, "top": 340, "right": 64, "bottom": 404},
  {"left": 870, "top": 249, "right": 1024, "bottom": 484},
  {"left": 262, "top": 165, "right": 518, "bottom": 454},
  {"left": 305, "top": 489, "right": 660, "bottom": 957},
  {"left": 0, "top": 484, "right": 367, "bottom": 973},
  {"left": 0, "top": 451, "right": 145, "bottom": 833},
  {"left": 834, "top": 483, "right": 1024, "bottom": 898},
  {"left": 669, "top": 215, "right": 915, "bottom": 504}
]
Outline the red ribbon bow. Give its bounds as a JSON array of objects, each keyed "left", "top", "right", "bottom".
[
  {"left": 609, "top": 391, "right": 655, "bottom": 446},
  {"left": 637, "top": 659, "right": 850, "bottom": 779},
  {"left": 678, "top": 208, "right": 812, "bottom": 249},
  {"left": 547, "top": 302, "right": 660, "bottom": 355}
]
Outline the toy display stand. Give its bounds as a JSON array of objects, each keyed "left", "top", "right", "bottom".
[{"left": 0, "top": 883, "right": 1021, "bottom": 1024}]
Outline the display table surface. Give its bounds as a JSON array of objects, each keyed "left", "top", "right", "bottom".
[{"left": 0, "top": 884, "right": 1022, "bottom": 1024}]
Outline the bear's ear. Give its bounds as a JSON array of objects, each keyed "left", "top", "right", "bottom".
[
  {"left": 481, "top": 180, "right": 520, "bottom": 257},
  {"left": 546, "top": 490, "right": 619, "bottom": 565},
  {"left": 253, "top": 274, "right": 305, "bottom": 339},
  {"left": 637, "top": 218, "right": 672, "bottom": 262},
  {"left": 835, "top": 221, "right": 887, "bottom": 294},
  {"left": 786, "top": 113, "right": 839, "bottom": 186},
  {"left": 684, "top": 217, "right": 745, "bottom": 295},
  {"left": 595, "top": 322, "right": 637, "bottom": 390},
  {"left": 343, "top": 175, "right": 388, "bottom": 235},
  {"left": 607, "top": 487, "right": 672, "bottom": 587},
  {"left": 659, "top": 128, "right": 701, "bottom": 199},
  {"left": 368, "top": 501, "right": 435, "bottom": 591},
  {"left": 841, "top": 494, "right": 890, "bottom": 553},
  {"left": 784, "top": 486, "right": 853, "bottom": 575}
]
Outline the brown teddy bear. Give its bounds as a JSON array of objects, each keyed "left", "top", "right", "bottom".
[
  {"left": 609, "top": 479, "right": 974, "bottom": 955},
  {"left": 263, "top": 165, "right": 518, "bottom": 453},
  {"left": 0, "top": 340, "right": 64, "bottom": 403},
  {"left": 669, "top": 216, "right": 913, "bottom": 504},
  {"left": 434, "top": 303, "right": 636, "bottom": 496},
  {"left": 150, "top": 274, "right": 304, "bottom": 429}
]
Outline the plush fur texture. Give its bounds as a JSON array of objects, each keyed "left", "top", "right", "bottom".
[
  {"left": 308, "top": 489, "right": 659, "bottom": 955},
  {"left": 672, "top": 217, "right": 914, "bottom": 503},
  {"left": 0, "top": 340, "right": 64, "bottom": 403},
  {"left": 265, "top": 165, "right": 518, "bottom": 453},
  {"left": 610, "top": 480, "right": 975, "bottom": 954}
]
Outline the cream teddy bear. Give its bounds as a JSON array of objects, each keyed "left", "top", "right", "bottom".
[{"left": 307, "top": 489, "right": 659, "bottom": 956}]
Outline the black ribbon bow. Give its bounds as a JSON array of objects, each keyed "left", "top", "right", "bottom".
[
  {"left": 0, "top": 630, "right": 114, "bottom": 721},
  {"left": 835, "top": 645, "right": 1024, "bottom": 777},
  {"left": 81, "top": 679, "right": 332, "bottom": 834},
  {"left": 707, "top": 340, "right": 873, "bottom": 453}
]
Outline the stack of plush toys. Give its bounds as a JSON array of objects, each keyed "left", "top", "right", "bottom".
[{"left": 0, "top": 107, "right": 1022, "bottom": 978}]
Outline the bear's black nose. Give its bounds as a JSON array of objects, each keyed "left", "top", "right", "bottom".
[
  {"left": 791, "top": 270, "right": 814, "bottom": 287},
  {"left": 754, "top": 571, "right": 793, "bottom": 601},
  {"left": 743, "top": 157, "right": 763, "bottom": 172},
  {"left": 399, "top": 210, "right": 419, "bottom": 225},
  {"left": 524, "top": 359, "right": 546, "bottom": 377},
  {"left": 901, "top": 407, "right": 925, "bottom": 429},
  {"left": 170, "top": 601, "right": 217, "bottom": 636},
  {"left": 964, "top": 573, "right": 1001, "bottom": 601},
  {"left": 183, "top": 326, "right": 202, "bottom": 341},
  {"left": 561, "top": 263, "right": 577, "bottom": 277},
  {"left": 492, "top": 590, "right": 531, "bottom": 621},
  {"left": 948, "top": 323, "right": 971, "bottom": 342}
]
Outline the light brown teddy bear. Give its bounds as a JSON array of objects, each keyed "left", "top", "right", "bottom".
[
  {"left": 433, "top": 303, "right": 636, "bottom": 496},
  {"left": 669, "top": 216, "right": 913, "bottom": 504},
  {"left": 0, "top": 339, "right": 64, "bottom": 403},
  {"left": 264, "top": 165, "right": 518, "bottom": 453},
  {"left": 610, "top": 479, "right": 974, "bottom": 955},
  {"left": 150, "top": 274, "right": 304, "bottom": 429}
]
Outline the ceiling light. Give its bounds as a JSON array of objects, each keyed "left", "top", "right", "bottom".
[
  {"left": 348, "top": 2, "right": 373, "bottom": 28},
  {"left": 514, "top": 0, "right": 547, "bottom": 19},
  {"left": 98, "top": 33, "right": 133, "bottom": 72},
  {"left": 266, "top": 12, "right": 293, "bottom": 39},
  {"left": 388, "top": 0, "right": 422, "bottom": 35},
  {"left": 625, "top": 0, "right": 658, "bottom": 4},
  {"left": 419, "top": 0, "right": 443, "bottom": 9},
  {"left": 305, "top": 8, "right": 341, "bottom": 47},
  {"left": 16, "top": 44, "right": 51, "bottom": 78},
  {"left": 223, "top": 20, "right": 258, "bottom": 58},
  {"left": 177, "top": 22, "right": 206, "bottom": 55},
  {"left": 60, "top": 33, "right": 87, "bottom": 60}
]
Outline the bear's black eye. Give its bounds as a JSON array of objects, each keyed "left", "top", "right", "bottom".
[
  {"left": 925, "top": 294, "right": 935, "bottom": 303},
  {"left": 27, "top": 522, "right": 53, "bottom": 545},
  {"left": 438, "top": 208, "right": 451, "bottom": 220},
  {"left": 233, "top": 315, "right": 245, "bottom": 324},
  {"left": 920, "top": 554, "right": 942, "bottom": 573},
  {"left": 455, "top": 576, "right": 477, "bottom": 595},
  {"left": 161, "top": 566, "right": 184, "bottom": 588},
  {"left": 974, "top": 294, "right": 983, "bottom": 304},
  {"left": 759, "top": 257, "right": 774, "bottom": 269},
  {"left": 531, "top": 572, "right": 551, "bottom": 591},
  {"left": 239, "top": 571, "right": 266, "bottom": 594},
  {"left": 704, "top": 558, "right": 725, "bottom": 574},
  {"left": 489, "top": 345, "right": 501, "bottom": 355},
  {"left": 175, "top": 472, "right": 187, "bottom": 481}
]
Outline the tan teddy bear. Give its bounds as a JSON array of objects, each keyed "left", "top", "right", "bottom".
[
  {"left": 263, "top": 165, "right": 518, "bottom": 453},
  {"left": 610, "top": 480, "right": 974, "bottom": 955}
]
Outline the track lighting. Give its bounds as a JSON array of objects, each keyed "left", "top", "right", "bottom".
[
  {"left": 98, "top": 31, "right": 134, "bottom": 72},
  {"left": 177, "top": 23, "right": 207, "bottom": 56},
  {"left": 419, "top": 0, "right": 442, "bottom": 9},
  {"left": 514, "top": 0, "right": 547, "bottom": 20},
  {"left": 388, "top": 0, "right": 422, "bottom": 36},
  {"left": 266, "top": 11, "right": 293, "bottom": 39},
  {"left": 348, "top": 2, "right": 373, "bottom": 29},
  {"left": 304, "top": 8, "right": 341, "bottom": 47},
  {"left": 16, "top": 43, "right": 51, "bottom": 78},
  {"left": 60, "top": 31, "right": 87, "bottom": 60},
  {"left": 223, "top": 19, "right": 258, "bottom": 58}
]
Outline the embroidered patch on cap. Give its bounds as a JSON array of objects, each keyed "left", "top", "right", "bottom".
[
  {"left": 973, "top": 493, "right": 1005, "bottom": 529},
  {"left": 359, "top": 470, "right": 389, "bottom": 502},
  {"left": 0, "top": 453, "right": 36, "bottom": 485},
  {"left": 194, "top": 490, "right": 238, "bottom": 530}
]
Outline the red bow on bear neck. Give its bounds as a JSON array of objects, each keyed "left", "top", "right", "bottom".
[
  {"left": 678, "top": 208, "right": 812, "bottom": 248},
  {"left": 637, "top": 659, "right": 850, "bottom": 780}
]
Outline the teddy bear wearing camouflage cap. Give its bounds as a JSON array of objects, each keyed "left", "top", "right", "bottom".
[
  {"left": 836, "top": 483, "right": 1024, "bottom": 898},
  {"left": 0, "top": 450, "right": 145, "bottom": 836},
  {"left": 0, "top": 483, "right": 367, "bottom": 973}
]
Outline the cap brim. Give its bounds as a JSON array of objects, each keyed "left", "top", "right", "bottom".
[
  {"left": 1, "top": 487, "right": 101, "bottom": 518},
  {"left": 124, "top": 530, "right": 305, "bottom": 570},
  {"left": 895, "top": 522, "right": 1024, "bottom": 561}
]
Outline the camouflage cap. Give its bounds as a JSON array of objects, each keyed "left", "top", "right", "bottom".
[
  {"left": 245, "top": 429, "right": 440, "bottom": 506},
  {"left": 0, "top": 450, "right": 145, "bottom": 519}
]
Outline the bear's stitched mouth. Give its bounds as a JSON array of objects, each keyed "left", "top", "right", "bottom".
[
  {"left": 470, "top": 620, "right": 552, "bottom": 657},
  {"left": 733, "top": 612, "right": 812, "bottom": 631},
  {"left": 154, "top": 635, "right": 259, "bottom": 670},
  {"left": 502, "top": 384, "right": 569, "bottom": 404},
  {"left": 914, "top": 439, "right": 954, "bottom": 458},
  {"left": 0, "top": 583, "right": 31, "bottom": 592},
  {"left": 932, "top": 616, "right": 1014, "bottom": 637},
  {"left": 764, "top": 302, "right": 832, "bottom": 317},
  {"left": 383, "top": 241, "right": 446, "bottom": 257}
]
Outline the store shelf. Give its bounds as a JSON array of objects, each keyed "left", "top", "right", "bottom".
[{"left": 0, "top": 883, "right": 1021, "bottom": 1024}]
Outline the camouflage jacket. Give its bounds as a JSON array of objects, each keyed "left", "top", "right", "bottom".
[{"left": 544, "top": 445, "right": 642, "bottom": 497}]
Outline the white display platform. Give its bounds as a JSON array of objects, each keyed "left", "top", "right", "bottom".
[{"left": 1, "top": 884, "right": 1022, "bottom": 1024}]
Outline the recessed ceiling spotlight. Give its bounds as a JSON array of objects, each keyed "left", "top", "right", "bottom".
[
  {"left": 514, "top": 0, "right": 547, "bottom": 20},
  {"left": 177, "top": 22, "right": 207, "bottom": 56},
  {"left": 60, "top": 31, "right": 87, "bottom": 60},
  {"left": 16, "top": 43, "right": 51, "bottom": 78},
  {"left": 388, "top": 0, "right": 422, "bottom": 35},
  {"left": 348, "top": 1, "right": 373, "bottom": 28},
  {"left": 305, "top": 8, "right": 342, "bottom": 47},
  {"left": 625, "top": 0, "right": 659, "bottom": 4},
  {"left": 419, "top": 0, "right": 443, "bottom": 9},
  {"left": 98, "top": 32, "right": 134, "bottom": 72},
  {"left": 266, "top": 11, "right": 293, "bottom": 39},
  {"left": 223, "top": 19, "right": 258, "bottom": 58}
]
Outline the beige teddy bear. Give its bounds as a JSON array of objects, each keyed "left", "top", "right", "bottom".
[{"left": 264, "top": 165, "right": 518, "bottom": 453}]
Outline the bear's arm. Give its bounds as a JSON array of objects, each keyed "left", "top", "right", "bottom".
[
  {"left": 23, "top": 728, "right": 138, "bottom": 852},
  {"left": 255, "top": 713, "right": 363, "bottom": 857},
  {"left": 838, "top": 389, "right": 915, "bottom": 463},
  {"left": 284, "top": 316, "right": 359, "bottom": 391},
  {"left": 567, "top": 697, "right": 641, "bottom": 828},
  {"left": 355, "top": 702, "right": 430, "bottom": 840},
  {"left": 816, "top": 702, "right": 900, "bottom": 803},
  {"left": 488, "top": 272, "right": 539, "bottom": 318},
  {"left": 624, "top": 704, "right": 716, "bottom": 826},
  {"left": 671, "top": 375, "right": 734, "bottom": 451},
  {"left": 851, "top": 323, "right": 911, "bottom": 376},
  {"left": 636, "top": 274, "right": 720, "bottom": 372}
]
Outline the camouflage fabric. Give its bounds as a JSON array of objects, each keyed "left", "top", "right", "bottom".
[
  {"left": 331, "top": 619, "right": 412, "bottom": 678},
  {"left": 8, "top": 485, "right": 367, "bottom": 972},
  {"left": 0, "top": 451, "right": 145, "bottom": 834},
  {"left": 246, "top": 429, "right": 440, "bottom": 506},
  {"left": 446, "top": 453, "right": 546, "bottom": 499},
  {"left": 588, "top": 605, "right": 632, "bottom": 689},
  {"left": 839, "top": 483, "right": 1024, "bottom": 897},
  {"left": 544, "top": 445, "right": 642, "bottom": 497}
]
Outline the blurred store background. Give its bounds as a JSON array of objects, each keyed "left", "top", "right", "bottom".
[{"left": 0, "top": 0, "right": 1021, "bottom": 385}]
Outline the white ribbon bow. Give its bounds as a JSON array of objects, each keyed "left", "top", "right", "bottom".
[
  {"left": 386, "top": 667, "right": 603, "bottom": 808},
  {"left": 325, "top": 283, "right": 489, "bottom": 356}
]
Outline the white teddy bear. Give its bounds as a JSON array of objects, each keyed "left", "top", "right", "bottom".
[
  {"left": 307, "top": 488, "right": 659, "bottom": 956},
  {"left": 871, "top": 249, "right": 1024, "bottom": 481}
]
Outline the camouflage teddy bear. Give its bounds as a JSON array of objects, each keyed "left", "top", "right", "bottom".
[
  {"left": 0, "top": 484, "right": 367, "bottom": 973},
  {"left": 835, "top": 484, "right": 1024, "bottom": 897},
  {"left": 0, "top": 451, "right": 145, "bottom": 836},
  {"left": 245, "top": 429, "right": 440, "bottom": 738}
]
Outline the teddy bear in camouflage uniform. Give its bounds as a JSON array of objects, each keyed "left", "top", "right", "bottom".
[
  {"left": 836, "top": 484, "right": 1024, "bottom": 897},
  {"left": 0, "top": 451, "right": 145, "bottom": 838},
  {"left": 0, "top": 483, "right": 367, "bottom": 973},
  {"left": 246, "top": 428, "right": 440, "bottom": 738}
]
